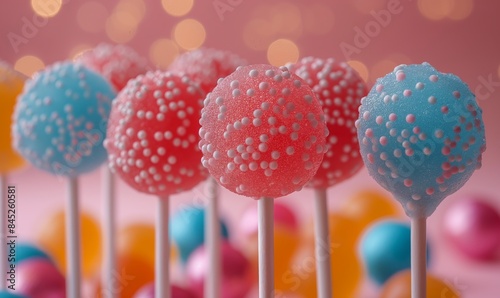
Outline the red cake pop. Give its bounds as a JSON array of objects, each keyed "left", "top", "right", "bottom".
[
  {"left": 292, "top": 57, "right": 368, "bottom": 188},
  {"left": 78, "top": 43, "right": 149, "bottom": 92},
  {"left": 169, "top": 48, "right": 247, "bottom": 94},
  {"left": 106, "top": 71, "right": 207, "bottom": 195},
  {"left": 199, "top": 64, "right": 328, "bottom": 198}
]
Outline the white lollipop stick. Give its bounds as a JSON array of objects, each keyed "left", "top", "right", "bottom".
[
  {"left": 205, "top": 177, "right": 220, "bottom": 298},
  {"left": 411, "top": 216, "right": 427, "bottom": 298},
  {"left": 156, "top": 196, "right": 170, "bottom": 298},
  {"left": 258, "top": 197, "right": 274, "bottom": 298},
  {"left": 314, "top": 188, "right": 333, "bottom": 298},
  {"left": 102, "top": 167, "right": 116, "bottom": 298},
  {"left": 66, "top": 177, "right": 81, "bottom": 298},
  {"left": 0, "top": 174, "right": 6, "bottom": 290}
]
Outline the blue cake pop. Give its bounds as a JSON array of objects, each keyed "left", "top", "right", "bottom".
[
  {"left": 12, "top": 61, "right": 116, "bottom": 177},
  {"left": 356, "top": 63, "right": 486, "bottom": 217}
]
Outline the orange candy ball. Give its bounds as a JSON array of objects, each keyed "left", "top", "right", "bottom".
[
  {"left": 380, "top": 270, "right": 460, "bottom": 298},
  {"left": 0, "top": 62, "right": 26, "bottom": 173},
  {"left": 37, "top": 210, "right": 101, "bottom": 278}
]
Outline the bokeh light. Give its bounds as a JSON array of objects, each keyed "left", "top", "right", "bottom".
[
  {"left": 116, "top": 0, "right": 146, "bottom": 24},
  {"left": 31, "top": 0, "right": 62, "bottom": 18},
  {"left": 243, "top": 19, "right": 275, "bottom": 51},
  {"left": 14, "top": 55, "right": 45, "bottom": 77},
  {"left": 267, "top": 39, "right": 300, "bottom": 66},
  {"left": 149, "top": 38, "right": 179, "bottom": 68},
  {"left": 418, "top": 0, "right": 454, "bottom": 21},
  {"left": 77, "top": 2, "right": 108, "bottom": 33},
  {"left": 370, "top": 59, "right": 399, "bottom": 83},
  {"left": 448, "top": 0, "right": 474, "bottom": 20},
  {"left": 105, "top": 10, "right": 138, "bottom": 43},
  {"left": 162, "top": 0, "right": 194, "bottom": 17},
  {"left": 303, "top": 4, "right": 335, "bottom": 35},
  {"left": 347, "top": 60, "right": 369, "bottom": 83},
  {"left": 268, "top": 2, "right": 303, "bottom": 39},
  {"left": 173, "top": 19, "right": 206, "bottom": 50}
]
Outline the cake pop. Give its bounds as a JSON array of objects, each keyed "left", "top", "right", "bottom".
[
  {"left": 106, "top": 70, "right": 207, "bottom": 298},
  {"left": 292, "top": 56, "right": 367, "bottom": 297},
  {"left": 199, "top": 64, "right": 327, "bottom": 297},
  {"left": 356, "top": 63, "right": 486, "bottom": 298}
]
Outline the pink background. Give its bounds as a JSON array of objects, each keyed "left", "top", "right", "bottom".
[{"left": 1, "top": 0, "right": 500, "bottom": 297}]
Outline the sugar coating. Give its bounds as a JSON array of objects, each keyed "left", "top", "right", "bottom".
[
  {"left": 356, "top": 63, "right": 486, "bottom": 217},
  {"left": 293, "top": 57, "right": 368, "bottom": 189},
  {"left": 0, "top": 61, "right": 26, "bottom": 173},
  {"left": 199, "top": 64, "right": 328, "bottom": 198},
  {"left": 106, "top": 71, "right": 207, "bottom": 196},
  {"left": 169, "top": 48, "right": 247, "bottom": 94},
  {"left": 12, "top": 61, "right": 116, "bottom": 177},
  {"left": 78, "top": 43, "right": 149, "bottom": 92}
]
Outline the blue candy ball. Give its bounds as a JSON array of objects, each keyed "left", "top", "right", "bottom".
[
  {"left": 14, "top": 242, "right": 51, "bottom": 264},
  {"left": 12, "top": 61, "right": 116, "bottom": 177},
  {"left": 359, "top": 220, "right": 431, "bottom": 285},
  {"left": 0, "top": 291, "right": 28, "bottom": 298},
  {"left": 171, "top": 206, "right": 229, "bottom": 263},
  {"left": 356, "top": 63, "right": 486, "bottom": 217}
]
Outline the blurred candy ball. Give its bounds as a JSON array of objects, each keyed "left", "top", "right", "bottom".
[
  {"left": 340, "top": 189, "right": 402, "bottom": 230},
  {"left": 0, "top": 61, "right": 26, "bottom": 173},
  {"left": 16, "top": 258, "right": 66, "bottom": 298},
  {"left": 0, "top": 291, "right": 28, "bottom": 298},
  {"left": 37, "top": 210, "right": 101, "bottom": 278},
  {"left": 133, "top": 283, "right": 197, "bottom": 298},
  {"left": 380, "top": 270, "right": 460, "bottom": 298},
  {"left": 14, "top": 242, "right": 51, "bottom": 264},
  {"left": 78, "top": 43, "right": 149, "bottom": 92},
  {"left": 359, "top": 220, "right": 431, "bottom": 285},
  {"left": 443, "top": 198, "right": 500, "bottom": 260},
  {"left": 118, "top": 223, "right": 178, "bottom": 269},
  {"left": 240, "top": 201, "right": 298, "bottom": 236},
  {"left": 171, "top": 206, "right": 229, "bottom": 263},
  {"left": 186, "top": 241, "right": 253, "bottom": 298},
  {"left": 97, "top": 254, "right": 154, "bottom": 298}
]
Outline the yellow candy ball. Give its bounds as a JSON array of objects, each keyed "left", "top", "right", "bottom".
[
  {"left": 117, "top": 223, "right": 178, "bottom": 269},
  {"left": 37, "top": 210, "right": 101, "bottom": 278},
  {"left": 341, "top": 189, "right": 402, "bottom": 230},
  {"left": 0, "top": 62, "right": 26, "bottom": 173},
  {"left": 380, "top": 270, "right": 461, "bottom": 298}
]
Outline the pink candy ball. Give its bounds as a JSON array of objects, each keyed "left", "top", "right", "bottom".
[
  {"left": 240, "top": 201, "right": 298, "bottom": 236},
  {"left": 106, "top": 71, "right": 208, "bottom": 196},
  {"left": 186, "top": 241, "right": 253, "bottom": 298},
  {"left": 443, "top": 197, "right": 500, "bottom": 260},
  {"left": 199, "top": 64, "right": 328, "bottom": 198},
  {"left": 133, "top": 283, "right": 197, "bottom": 298},
  {"left": 16, "top": 259, "right": 66, "bottom": 298}
]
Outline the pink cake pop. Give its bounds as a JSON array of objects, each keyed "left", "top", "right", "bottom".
[
  {"left": 78, "top": 43, "right": 149, "bottom": 92},
  {"left": 169, "top": 48, "right": 247, "bottom": 94},
  {"left": 199, "top": 64, "right": 327, "bottom": 297},
  {"left": 106, "top": 71, "right": 207, "bottom": 298}
]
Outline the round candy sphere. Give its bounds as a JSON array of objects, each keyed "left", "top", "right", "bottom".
[
  {"left": 171, "top": 206, "right": 229, "bottom": 263},
  {"left": 186, "top": 241, "right": 253, "bottom": 298},
  {"left": 106, "top": 71, "right": 207, "bottom": 196},
  {"left": 380, "top": 270, "right": 460, "bottom": 298},
  {"left": 0, "top": 291, "right": 28, "bottom": 298},
  {"left": 169, "top": 48, "right": 247, "bottom": 94},
  {"left": 199, "top": 64, "right": 328, "bottom": 198},
  {"left": 359, "top": 220, "right": 431, "bottom": 285},
  {"left": 37, "top": 210, "right": 101, "bottom": 278},
  {"left": 292, "top": 57, "right": 368, "bottom": 188},
  {"left": 14, "top": 242, "right": 51, "bottom": 264},
  {"left": 443, "top": 197, "right": 500, "bottom": 260},
  {"left": 240, "top": 201, "right": 298, "bottom": 236},
  {"left": 16, "top": 258, "right": 66, "bottom": 298},
  {"left": 78, "top": 43, "right": 149, "bottom": 92},
  {"left": 356, "top": 63, "right": 486, "bottom": 217},
  {"left": 133, "top": 283, "right": 197, "bottom": 298},
  {"left": 0, "top": 61, "right": 26, "bottom": 173},
  {"left": 12, "top": 61, "right": 116, "bottom": 177}
]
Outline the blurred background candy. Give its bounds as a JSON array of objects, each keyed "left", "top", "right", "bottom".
[
  {"left": 359, "top": 220, "right": 431, "bottom": 285},
  {"left": 16, "top": 258, "right": 66, "bottom": 298},
  {"left": 186, "top": 241, "right": 253, "bottom": 298},
  {"left": 14, "top": 242, "right": 51, "bottom": 264},
  {"left": 443, "top": 197, "right": 500, "bottom": 260},
  {"left": 170, "top": 206, "right": 229, "bottom": 263},
  {"left": 133, "top": 283, "right": 197, "bottom": 298},
  {"left": 37, "top": 210, "right": 101, "bottom": 278},
  {"left": 379, "top": 270, "right": 460, "bottom": 298},
  {"left": 0, "top": 291, "right": 28, "bottom": 298}
]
